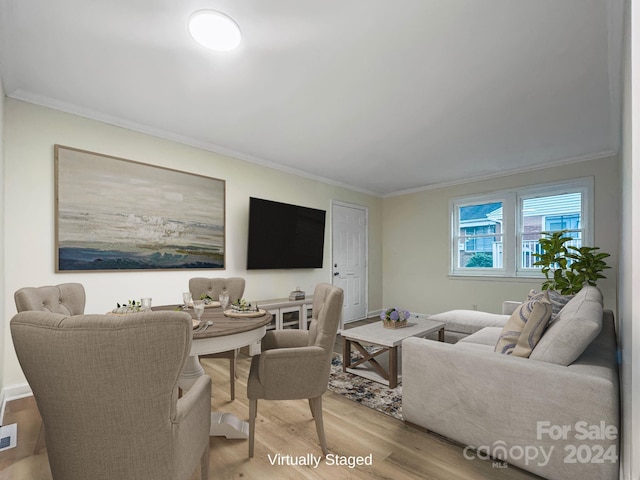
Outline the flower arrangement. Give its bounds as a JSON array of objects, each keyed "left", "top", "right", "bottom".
[
  {"left": 231, "top": 298, "right": 257, "bottom": 312},
  {"left": 199, "top": 293, "right": 216, "bottom": 305},
  {"left": 380, "top": 307, "right": 410, "bottom": 328},
  {"left": 111, "top": 300, "right": 142, "bottom": 314}
]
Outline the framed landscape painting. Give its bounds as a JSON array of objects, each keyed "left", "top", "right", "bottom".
[{"left": 55, "top": 145, "right": 225, "bottom": 272}]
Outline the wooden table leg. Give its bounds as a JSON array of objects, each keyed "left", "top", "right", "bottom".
[
  {"left": 388, "top": 346, "right": 399, "bottom": 389},
  {"left": 343, "top": 338, "right": 351, "bottom": 372},
  {"left": 438, "top": 327, "right": 445, "bottom": 342},
  {"left": 350, "top": 342, "right": 391, "bottom": 382}
]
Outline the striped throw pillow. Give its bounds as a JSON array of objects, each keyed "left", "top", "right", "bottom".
[
  {"left": 527, "top": 289, "right": 574, "bottom": 320},
  {"left": 495, "top": 291, "right": 553, "bottom": 357}
]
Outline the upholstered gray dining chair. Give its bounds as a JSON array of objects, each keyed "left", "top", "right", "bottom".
[
  {"left": 247, "top": 283, "right": 343, "bottom": 458},
  {"left": 15, "top": 282, "right": 86, "bottom": 316},
  {"left": 189, "top": 277, "right": 246, "bottom": 305},
  {"left": 14, "top": 282, "right": 87, "bottom": 453},
  {"left": 189, "top": 277, "right": 245, "bottom": 400},
  {"left": 11, "top": 310, "right": 211, "bottom": 480}
]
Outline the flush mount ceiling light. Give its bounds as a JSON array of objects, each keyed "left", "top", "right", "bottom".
[{"left": 188, "top": 10, "right": 241, "bottom": 52}]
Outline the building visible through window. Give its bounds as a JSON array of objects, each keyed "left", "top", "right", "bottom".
[{"left": 458, "top": 202, "right": 502, "bottom": 268}]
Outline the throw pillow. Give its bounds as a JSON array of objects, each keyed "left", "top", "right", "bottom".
[
  {"left": 527, "top": 289, "right": 574, "bottom": 320},
  {"left": 495, "top": 291, "right": 553, "bottom": 357},
  {"left": 529, "top": 286, "right": 603, "bottom": 366}
]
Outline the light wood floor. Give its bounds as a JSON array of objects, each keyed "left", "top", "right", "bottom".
[{"left": 0, "top": 326, "right": 542, "bottom": 480}]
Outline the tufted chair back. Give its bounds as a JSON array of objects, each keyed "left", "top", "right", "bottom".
[
  {"left": 307, "top": 283, "right": 344, "bottom": 352},
  {"left": 189, "top": 277, "right": 245, "bottom": 304},
  {"left": 10, "top": 310, "right": 211, "bottom": 480},
  {"left": 15, "top": 283, "right": 86, "bottom": 315}
]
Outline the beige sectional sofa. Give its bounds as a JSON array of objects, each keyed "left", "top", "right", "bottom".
[{"left": 402, "top": 286, "right": 619, "bottom": 480}]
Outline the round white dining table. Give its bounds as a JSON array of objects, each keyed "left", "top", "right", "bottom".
[{"left": 153, "top": 304, "right": 272, "bottom": 438}]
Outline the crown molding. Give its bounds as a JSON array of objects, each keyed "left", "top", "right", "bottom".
[
  {"left": 8, "top": 90, "right": 617, "bottom": 200},
  {"left": 8, "top": 90, "right": 381, "bottom": 197},
  {"left": 383, "top": 150, "right": 618, "bottom": 198}
]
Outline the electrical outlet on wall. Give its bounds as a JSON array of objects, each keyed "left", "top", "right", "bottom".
[{"left": 0, "top": 423, "right": 17, "bottom": 451}]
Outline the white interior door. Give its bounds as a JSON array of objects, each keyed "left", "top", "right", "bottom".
[{"left": 332, "top": 202, "right": 367, "bottom": 323}]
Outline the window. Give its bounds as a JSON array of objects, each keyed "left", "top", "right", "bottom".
[
  {"left": 450, "top": 179, "right": 593, "bottom": 277},
  {"left": 457, "top": 203, "right": 503, "bottom": 268}
]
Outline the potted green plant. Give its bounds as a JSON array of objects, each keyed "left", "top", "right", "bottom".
[{"left": 532, "top": 230, "right": 611, "bottom": 295}]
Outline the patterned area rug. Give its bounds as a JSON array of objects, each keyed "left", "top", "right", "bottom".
[{"left": 328, "top": 353, "right": 403, "bottom": 421}]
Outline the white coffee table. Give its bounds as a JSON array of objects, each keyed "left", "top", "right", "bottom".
[{"left": 341, "top": 318, "right": 445, "bottom": 388}]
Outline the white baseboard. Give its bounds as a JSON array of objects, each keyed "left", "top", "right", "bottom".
[{"left": 0, "top": 384, "right": 33, "bottom": 426}]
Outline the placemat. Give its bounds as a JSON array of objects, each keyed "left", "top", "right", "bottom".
[
  {"left": 224, "top": 309, "right": 267, "bottom": 318},
  {"left": 188, "top": 301, "right": 221, "bottom": 308}
]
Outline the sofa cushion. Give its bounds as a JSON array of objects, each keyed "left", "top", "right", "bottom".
[
  {"left": 529, "top": 286, "right": 603, "bottom": 366},
  {"left": 494, "top": 291, "right": 552, "bottom": 357},
  {"left": 427, "top": 310, "right": 508, "bottom": 335},
  {"left": 458, "top": 326, "right": 502, "bottom": 346}
]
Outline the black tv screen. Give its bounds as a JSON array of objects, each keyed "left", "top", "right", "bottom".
[{"left": 247, "top": 197, "right": 326, "bottom": 269}]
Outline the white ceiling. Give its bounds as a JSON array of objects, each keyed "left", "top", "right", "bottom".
[{"left": 0, "top": 0, "right": 624, "bottom": 196}]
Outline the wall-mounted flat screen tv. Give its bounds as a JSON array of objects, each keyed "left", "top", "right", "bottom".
[{"left": 247, "top": 197, "right": 326, "bottom": 269}]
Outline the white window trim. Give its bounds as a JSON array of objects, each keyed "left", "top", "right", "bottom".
[{"left": 450, "top": 178, "right": 594, "bottom": 278}]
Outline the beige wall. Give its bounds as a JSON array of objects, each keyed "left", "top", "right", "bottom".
[
  {"left": 1, "top": 99, "right": 383, "bottom": 389},
  {"left": 382, "top": 155, "right": 620, "bottom": 316}
]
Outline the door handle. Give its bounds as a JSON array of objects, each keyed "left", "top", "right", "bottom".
[{"left": 334, "top": 272, "right": 340, "bottom": 276}]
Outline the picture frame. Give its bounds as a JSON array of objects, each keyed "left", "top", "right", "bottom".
[{"left": 54, "top": 145, "right": 225, "bottom": 272}]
